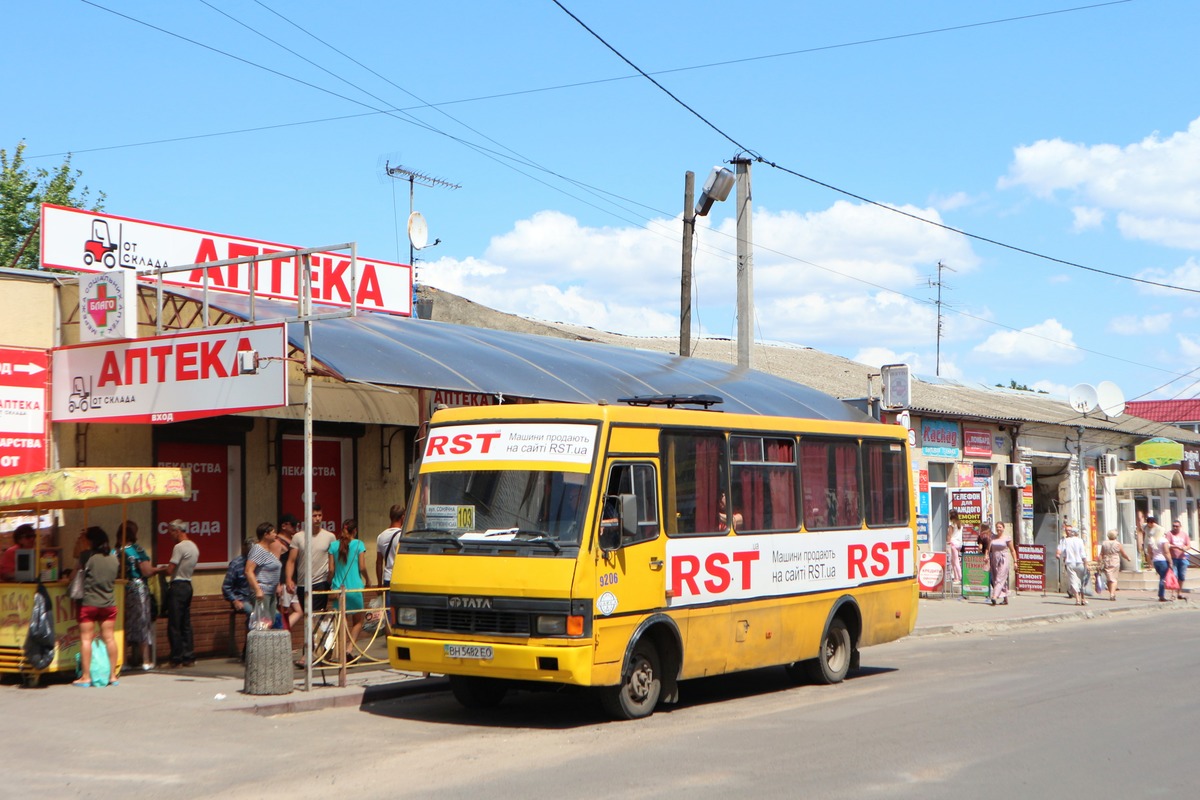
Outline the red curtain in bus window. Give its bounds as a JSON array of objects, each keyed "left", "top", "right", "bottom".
[
  {"left": 834, "top": 443, "right": 860, "bottom": 527},
  {"left": 767, "top": 439, "right": 797, "bottom": 529},
  {"left": 868, "top": 444, "right": 885, "bottom": 524},
  {"left": 694, "top": 436, "right": 721, "bottom": 532},
  {"left": 801, "top": 441, "right": 830, "bottom": 529}
]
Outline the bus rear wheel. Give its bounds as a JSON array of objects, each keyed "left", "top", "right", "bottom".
[
  {"left": 448, "top": 675, "right": 508, "bottom": 709},
  {"left": 601, "top": 641, "right": 662, "bottom": 720},
  {"left": 805, "top": 618, "right": 852, "bottom": 685}
]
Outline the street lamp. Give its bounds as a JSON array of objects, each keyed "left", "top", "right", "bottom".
[{"left": 681, "top": 166, "right": 735, "bottom": 357}]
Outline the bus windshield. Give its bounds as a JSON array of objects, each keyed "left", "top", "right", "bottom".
[{"left": 406, "top": 468, "right": 591, "bottom": 550}]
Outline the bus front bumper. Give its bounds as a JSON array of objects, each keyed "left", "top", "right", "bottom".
[{"left": 388, "top": 634, "right": 596, "bottom": 686}]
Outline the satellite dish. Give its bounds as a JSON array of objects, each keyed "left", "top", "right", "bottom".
[
  {"left": 407, "top": 212, "right": 429, "bottom": 250},
  {"left": 1068, "top": 383, "right": 1098, "bottom": 414},
  {"left": 1096, "top": 380, "right": 1126, "bottom": 417}
]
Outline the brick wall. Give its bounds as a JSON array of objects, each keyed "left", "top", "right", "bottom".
[{"left": 153, "top": 594, "right": 304, "bottom": 659}]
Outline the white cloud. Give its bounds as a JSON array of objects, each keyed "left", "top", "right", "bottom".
[
  {"left": 1031, "top": 379, "right": 1070, "bottom": 397},
  {"left": 424, "top": 202, "right": 979, "bottom": 353},
  {"left": 1071, "top": 206, "right": 1104, "bottom": 232},
  {"left": 999, "top": 116, "right": 1200, "bottom": 249},
  {"left": 1179, "top": 333, "right": 1200, "bottom": 362},
  {"left": 1108, "top": 313, "right": 1172, "bottom": 335},
  {"left": 972, "top": 319, "right": 1083, "bottom": 365},
  {"left": 1134, "top": 256, "right": 1200, "bottom": 295}
]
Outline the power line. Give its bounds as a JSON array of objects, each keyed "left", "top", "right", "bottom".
[{"left": 552, "top": 0, "right": 1199, "bottom": 298}]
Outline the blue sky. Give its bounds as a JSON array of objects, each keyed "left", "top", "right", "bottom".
[{"left": 8, "top": 0, "right": 1200, "bottom": 406}]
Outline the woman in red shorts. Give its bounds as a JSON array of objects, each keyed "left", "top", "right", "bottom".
[{"left": 74, "top": 526, "right": 120, "bottom": 687}]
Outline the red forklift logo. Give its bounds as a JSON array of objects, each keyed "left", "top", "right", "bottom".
[{"left": 83, "top": 219, "right": 118, "bottom": 269}]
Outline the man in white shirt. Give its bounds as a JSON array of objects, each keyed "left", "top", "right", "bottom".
[
  {"left": 165, "top": 519, "right": 200, "bottom": 667},
  {"left": 285, "top": 503, "right": 336, "bottom": 613},
  {"left": 375, "top": 504, "right": 406, "bottom": 588}
]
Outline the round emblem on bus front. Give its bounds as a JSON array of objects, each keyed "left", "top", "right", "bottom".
[{"left": 597, "top": 591, "right": 618, "bottom": 616}]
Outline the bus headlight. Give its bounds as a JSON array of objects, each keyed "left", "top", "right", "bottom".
[
  {"left": 537, "top": 615, "right": 584, "bottom": 636},
  {"left": 395, "top": 607, "right": 417, "bottom": 626}
]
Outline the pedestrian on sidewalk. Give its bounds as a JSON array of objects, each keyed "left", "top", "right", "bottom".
[
  {"left": 988, "top": 521, "right": 1017, "bottom": 606},
  {"left": 1144, "top": 516, "right": 1165, "bottom": 572},
  {"left": 1146, "top": 519, "right": 1171, "bottom": 602},
  {"left": 165, "top": 520, "right": 200, "bottom": 668},
  {"left": 1166, "top": 521, "right": 1189, "bottom": 601},
  {"left": 1056, "top": 526, "right": 1089, "bottom": 606},
  {"left": 1099, "top": 530, "right": 1130, "bottom": 601}
]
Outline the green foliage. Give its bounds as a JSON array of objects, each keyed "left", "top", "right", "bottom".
[
  {"left": 0, "top": 140, "right": 105, "bottom": 270},
  {"left": 996, "top": 379, "right": 1048, "bottom": 394}
]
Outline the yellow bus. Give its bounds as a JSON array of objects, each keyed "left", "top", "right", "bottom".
[{"left": 387, "top": 396, "right": 917, "bottom": 718}]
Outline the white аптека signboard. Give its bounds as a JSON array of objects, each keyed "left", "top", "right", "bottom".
[
  {"left": 40, "top": 204, "right": 413, "bottom": 316},
  {"left": 51, "top": 324, "right": 287, "bottom": 424}
]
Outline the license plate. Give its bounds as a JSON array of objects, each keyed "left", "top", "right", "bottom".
[{"left": 445, "top": 644, "right": 494, "bottom": 660}]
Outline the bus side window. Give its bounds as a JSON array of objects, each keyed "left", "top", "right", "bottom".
[
  {"left": 661, "top": 431, "right": 726, "bottom": 535},
  {"left": 801, "top": 438, "right": 861, "bottom": 530},
  {"left": 602, "top": 463, "right": 658, "bottom": 546}
]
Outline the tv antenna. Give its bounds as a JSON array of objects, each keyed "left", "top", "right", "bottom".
[{"left": 385, "top": 163, "right": 461, "bottom": 315}]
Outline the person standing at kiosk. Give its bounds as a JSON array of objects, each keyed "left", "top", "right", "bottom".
[{"left": 165, "top": 520, "right": 199, "bottom": 668}]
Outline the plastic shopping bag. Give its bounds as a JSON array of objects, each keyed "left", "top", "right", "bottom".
[
  {"left": 89, "top": 639, "right": 111, "bottom": 687},
  {"left": 249, "top": 598, "right": 273, "bottom": 631},
  {"left": 1165, "top": 568, "right": 1180, "bottom": 592}
]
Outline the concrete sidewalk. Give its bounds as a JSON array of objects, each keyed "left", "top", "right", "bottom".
[
  {"left": 912, "top": 585, "right": 1194, "bottom": 637},
  {"left": 7, "top": 587, "right": 1193, "bottom": 717}
]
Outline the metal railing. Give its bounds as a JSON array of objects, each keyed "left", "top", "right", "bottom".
[{"left": 305, "top": 585, "right": 392, "bottom": 688}]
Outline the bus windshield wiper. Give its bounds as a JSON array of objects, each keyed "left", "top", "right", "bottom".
[
  {"left": 510, "top": 531, "right": 562, "bottom": 553},
  {"left": 404, "top": 529, "right": 464, "bottom": 550}
]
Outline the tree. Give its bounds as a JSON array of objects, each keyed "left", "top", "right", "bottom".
[{"left": 0, "top": 140, "right": 105, "bottom": 270}]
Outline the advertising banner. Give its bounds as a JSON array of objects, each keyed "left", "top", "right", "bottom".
[
  {"left": 963, "top": 426, "right": 992, "bottom": 458},
  {"left": 40, "top": 204, "right": 413, "bottom": 316},
  {"left": 1016, "top": 544, "right": 1046, "bottom": 592},
  {"left": 917, "top": 551, "right": 946, "bottom": 592},
  {"left": 280, "top": 436, "right": 352, "bottom": 534},
  {"left": 155, "top": 443, "right": 239, "bottom": 566},
  {"left": 962, "top": 553, "right": 990, "bottom": 598},
  {"left": 50, "top": 324, "right": 286, "bottom": 425},
  {"left": 664, "top": 526, "right": 914, "bottom": 608},
  {"left": 0, "top": 347, "right": 48, "bottom": 476},
  {"left": 921, "top": 419, "right": 960, "bottom": 458}
]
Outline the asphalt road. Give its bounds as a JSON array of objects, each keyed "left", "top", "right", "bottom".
[{"left": 6, "top": 611, "right": 1196, "bottom": 799}]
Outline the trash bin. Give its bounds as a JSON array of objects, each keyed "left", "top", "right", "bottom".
[{"left": 243, "top": 629, "right": 293, "bottom": 695}]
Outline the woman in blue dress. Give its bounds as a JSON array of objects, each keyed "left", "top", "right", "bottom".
[{"left": 327, "top": 519, "right": 370, "bottom": 660}]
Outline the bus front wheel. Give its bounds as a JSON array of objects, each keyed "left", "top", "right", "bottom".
[
  {"left": 601, "top": 641, "right": 662, "bottom": 720},
  {"left": 805, "top": 617, "right": 852, "bottom": 685},
  {"left": 448, "top": 675, "right": 508, "bottom": 709}
]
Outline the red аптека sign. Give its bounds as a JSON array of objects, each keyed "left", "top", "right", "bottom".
[{"left": 0, "top": 347, "right": 49, "bottom": 476}]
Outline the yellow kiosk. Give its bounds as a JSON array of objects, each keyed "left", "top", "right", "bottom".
[{"left": 0, "top": 467, "right": 191, "bottom": 684}]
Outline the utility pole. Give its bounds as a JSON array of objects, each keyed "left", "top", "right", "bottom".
[
  {"left": 680, "top": 171, "right": 695, "bottom": 357},
  {"left": 733, "top": 155, "right": 754, "bottom": 369},
  {"left": 930, "top": 260, "right": 955, "bottom": 377}
]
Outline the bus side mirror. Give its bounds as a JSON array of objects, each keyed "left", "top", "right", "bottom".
[{"left": 600, "top": 494, "right": 638, "bottom": 553}]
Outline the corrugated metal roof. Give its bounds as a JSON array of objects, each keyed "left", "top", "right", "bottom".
[
  {"left": 1125, "top": 399, "right": 1200, "bottom": 424},
  {"left": 167, "top": 288, "right": 871, "bottom": 422}
]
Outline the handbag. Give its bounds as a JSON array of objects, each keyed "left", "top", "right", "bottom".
[{"left": 68, "top": 562, "right": 86, "bottom": 601}]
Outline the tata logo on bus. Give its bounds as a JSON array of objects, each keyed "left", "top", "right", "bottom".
[{"left": 670, "top": 550, "right": 761, "bottom": 598}]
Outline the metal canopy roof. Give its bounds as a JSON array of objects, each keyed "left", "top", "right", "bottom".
[{"left": 172, "top": 290, "right": 870, "bottom": 422}]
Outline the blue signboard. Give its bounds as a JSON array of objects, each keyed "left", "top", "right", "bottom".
[
  {"left": 917, "top": 516, "right": 929, "bottom": 545},
  {"left": 921, "top": 419, "right": 961, "bottom": 459}
]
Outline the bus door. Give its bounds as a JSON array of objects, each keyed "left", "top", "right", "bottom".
[{"left": 592, "top": 461, "right": 664, "bottom": 664}]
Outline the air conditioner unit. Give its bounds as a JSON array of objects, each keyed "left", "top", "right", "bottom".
[
  {"left": 1002, "top": 462, "right": 1027, "bottom": 488},
  {"left": 1098, "top": 454, "right": 1118, "bottom": 475}
]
